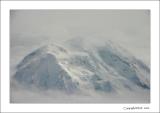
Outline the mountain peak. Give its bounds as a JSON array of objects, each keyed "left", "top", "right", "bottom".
[{"left": 14, "top": 39, "right": 150, "bottom": 95}]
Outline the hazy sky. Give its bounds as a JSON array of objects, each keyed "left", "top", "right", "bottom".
[{"left": 10, "top": 10, "right": 150, "bottom": 67}]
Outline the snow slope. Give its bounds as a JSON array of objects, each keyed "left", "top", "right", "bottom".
[{"left": 13, "top": 39, "right": 150, "bottom": 97}]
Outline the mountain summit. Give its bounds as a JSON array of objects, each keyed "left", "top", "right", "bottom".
[{"left": 13, "top": 39, "right": 150, "bottom": 95}]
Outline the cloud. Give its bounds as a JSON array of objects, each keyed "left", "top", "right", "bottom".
[
  {"left": 11, "top": 80, "right": 150, "bottom": 103},
  {"left": 10, "top": 10, "right": 150, "bottom": 66}
]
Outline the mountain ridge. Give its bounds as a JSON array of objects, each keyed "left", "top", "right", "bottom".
[{"left": 13, "top": 39, "right": 150, "bottom": 95}]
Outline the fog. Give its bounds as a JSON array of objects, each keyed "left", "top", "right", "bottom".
[
  {"left": 10, "top": 10, "right": 150, "bottom": 68},
  {"left": 10, "top": 79, "right": 150, "bottom": 103},
  {"left": 10, "top": 10, "right": 150, "bottom": 103}
]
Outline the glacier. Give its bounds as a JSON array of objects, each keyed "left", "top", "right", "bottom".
[{"left": 11, "top": 39, "right": 150, "bottom": 103}]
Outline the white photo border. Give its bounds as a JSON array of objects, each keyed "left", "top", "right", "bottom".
[{"left": 1, "top": 1, "right": 159, "bottom": 112}]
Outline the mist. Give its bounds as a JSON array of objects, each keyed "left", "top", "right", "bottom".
[
  {"left": 10, "top": 10, "right": 150, "bottom": 103},
  {"left": 10, "top": 10, "right": 150, "bottom": 66}
]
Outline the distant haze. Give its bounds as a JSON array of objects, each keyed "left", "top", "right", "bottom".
[{"left": 10, "top": 10, "right": 150, "bottom": 68}]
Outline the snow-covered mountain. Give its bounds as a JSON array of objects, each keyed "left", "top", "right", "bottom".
[{"left": 13, "top": 39, "right": 150, "bottom": 95}]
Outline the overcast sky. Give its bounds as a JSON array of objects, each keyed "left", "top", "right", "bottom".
[{"left": 10, "top": 10, "right": 150, "bottom": 68}]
